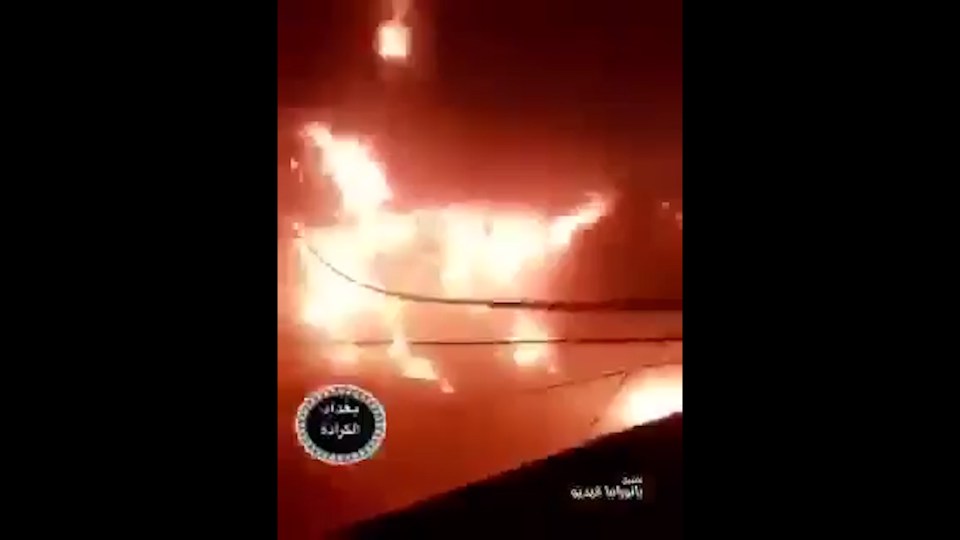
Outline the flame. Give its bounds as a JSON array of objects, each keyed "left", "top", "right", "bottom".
[
  {"left": 615, "top": 366, "right": 683, "bottom": 428},
  {"left": 292, "top": 123, "right": 611, "bottom": 391},
  {"left": 510, "top": 314, "right": 552, "bottom": 367},
  {"left": 376, "top": 19, "right": 410, "bottom": 62}
]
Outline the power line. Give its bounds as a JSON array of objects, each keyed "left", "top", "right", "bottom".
[
  {"left": 295, "top": 246, "right": 683, "bottom": 433},
  {"left": 588, "top": 369, "right": 632, "bottom": 430},
  {"left": 395, "top": 362, "right": 682, "bottom": 430},
  {"left": 327, "top": 336, "right": 682, "bottom": 347},
  {"left": 516, "top": 361, "right": 682, "bottom": 437},
  {"left": 302, "top": 242, "right": 683, "bottom": 313},
  {"left": 517, "top": 362, "right": 679, "bottom": 396}
]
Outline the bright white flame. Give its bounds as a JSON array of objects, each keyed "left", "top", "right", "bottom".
[{"left": 376, "top": 19, "right": 410, "bottom": 61}]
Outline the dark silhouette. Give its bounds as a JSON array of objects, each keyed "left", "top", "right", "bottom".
[{"left": 343, "top": 414, "right": 682, "bottom": 539}]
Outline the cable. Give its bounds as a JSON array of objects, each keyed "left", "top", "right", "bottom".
[
  {"left": 521, "top": 367, "right": 628, "bottom": 396},
  {"left": 302, "top": 243, "right": 683, "bottom": 312},
  {"left": 527, "top": 360, "right": 682, "bottom": 434},
  {"left": 400, "top": 361, "right": 682, "bottom": 425},
  {"left": 297, "top": 247, "right": 683, "bottom": 433},
  {"left": 485, "top": 360, "right": 681, "bottom": 435},
  {"left": 327, "top": 336, "right": 682, "bottom": 347},
  {"left": 588, "top": 370, "right": 632, "bottom": 430}
]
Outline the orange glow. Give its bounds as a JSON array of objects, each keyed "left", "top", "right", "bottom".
[
  {"left": 615, "top": 365, "right": 683, "bottom": 428},
  {"left": 292, "top": 122, "right": 611, "bottom": 391},
  {"left": 510, "top": 314, "right": 552, "bottom": 367}
]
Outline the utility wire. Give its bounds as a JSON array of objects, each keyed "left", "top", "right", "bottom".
[
  {"left": 517, "top": 360, "right": 681, "bottom": 434},
  {"left": 302, "top": 242, "right": 683, "bottom": 312},
  {"left": 299, "top": 252, "right": 681, "bottom": 428},
  {"left": 588, "top": 369, "right": 633, "bottom": 431},
  {"left": 399, "top": 362, "right": 682, "bottom": 432},
  {"left": 327, "top": 336, "right": 682, "bottom": 347}
]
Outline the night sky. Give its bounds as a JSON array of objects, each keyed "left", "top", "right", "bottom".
[{"left": 279, "top": 0, "right": 680, "bottom": 146}]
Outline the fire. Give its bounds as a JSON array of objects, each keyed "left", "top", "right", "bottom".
[
  {"left": 615, "top": 365, "right": 683, "bottom": 428},
  {"left": 510, "top": 314, "right": 552, "bottom": 367},
  {"left": 292, "top": 122, "right": 611, "bottom": 392},
  {"left": 376, "top": 19, "right": 410, "bottom": 61}
]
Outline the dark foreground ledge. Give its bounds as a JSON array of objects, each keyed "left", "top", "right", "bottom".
[{"left": 342, "top": 414, "right": 682, "bottom": 539}]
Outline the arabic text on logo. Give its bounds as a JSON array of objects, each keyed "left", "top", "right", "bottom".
[{"left": 295, "top": 385, "right": 387, "bottom": 465}]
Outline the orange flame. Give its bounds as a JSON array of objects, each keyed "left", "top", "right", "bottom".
[
  {"left": 294, "top": 123, "right": 611, "bottom": 392},
  {"left": 613, "top": 365, "right": 683, "bottom": 428}
]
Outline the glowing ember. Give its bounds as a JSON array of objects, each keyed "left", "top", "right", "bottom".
[
  {"left": 615, "top": 366, "right": 683, "bottom": 428},
  {"left": 510, "top": 314, "right": 552, "bottom": 367},
  {"left": 376, "top": 19, "right": 410, "bottom": 61},
  {"left": 400, "top": 357, "right": 439, "bottom": 381},
  {"left": 292, "top": 122, "right": 611, "bottom": 390}
]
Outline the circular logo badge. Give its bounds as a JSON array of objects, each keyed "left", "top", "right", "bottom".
[{"left": 295, "top": 385, "right": 386, "bottom": 465}]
